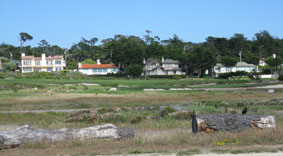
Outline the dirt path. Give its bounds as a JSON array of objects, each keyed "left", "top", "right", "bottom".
[
  {"left": 195, "top": 153, "right": 283, "bottom": 156},
  {"left": 0, "top": 108, "right": 88, "bottom": 113},
  {"left": 112, "top": 152, "right": 283, "bottom": 156}
]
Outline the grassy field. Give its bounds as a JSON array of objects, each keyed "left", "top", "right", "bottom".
[{"left": 1, "top": 78, "right": 283, "bottom": 155}]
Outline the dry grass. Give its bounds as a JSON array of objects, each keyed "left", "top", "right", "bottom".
[
  {"left": 1, "top": 125, "right": 283, "bottom": 156},
  {"left": 1, "top": 91, "right": 283, "bottom": 111},
  {"left": 1, "top": 85, "right": 283, "bottom": 155}
]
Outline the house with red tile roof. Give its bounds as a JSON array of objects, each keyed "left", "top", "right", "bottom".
[
  {"left": 78, "top": 59, "right": 119, "bottom": 75},
  {"left": 20, "top": 53, "right": 66, "bottom": 73},
  {"left": 0, "top": 59, "right": 3, "bottom": 72}
]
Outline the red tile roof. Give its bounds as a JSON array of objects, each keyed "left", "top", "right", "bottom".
[
  {"left": 80, "top": 64, "right": 118, "bottom": 69},
  {"left": 22, "top": 56, "right": 34, "bottom": 59},
  {"left": 34, "top": 57, "right": 41, "bottom": 60},
  {"left": 54, "top": 55, "right": 63, "bottom": 59},
  {"left": 46, "top": 57, "right": 54, "bottom": 60}
]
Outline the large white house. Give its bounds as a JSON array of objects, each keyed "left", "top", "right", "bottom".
[
  {"left": 144, "top": 57, "right": 183, "bottom": 75},
  {"left": 78, "top": 60, "right": 119, "bottom": 75},
  {"left": 0, "top": 59, "right": 3, "bottom": 72},
  {"left": 213, "top": 62, "right": 257, "bottom": 77},
  {"left": 20, "top": 53, "right": 66, "bottom": 73}
]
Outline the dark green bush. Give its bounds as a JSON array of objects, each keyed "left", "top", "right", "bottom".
[
  {"left": 172, "top": 75, "right": 181, "bottom": 80},
  {"left": 278, "top": 74, "right": 283, "bottom": 81}
]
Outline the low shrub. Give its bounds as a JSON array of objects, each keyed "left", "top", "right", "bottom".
[
  {"left": 147, "top": 75, "right": 186, "bottom": 79},
  {"left": 172, "top": 75, "right": 181, "bottom": 80},
  {"left": 159, "top": 106, "right": 176, "bottom": 117},
  {"left": 169, "top": 111, "right": 193, "bottom": 120},
  {"left": 130, "top": 116, "right": 144, "bottom": 124}
]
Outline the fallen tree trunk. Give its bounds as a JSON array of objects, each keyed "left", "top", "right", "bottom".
[
  {"left": 0, "top": 124, "right": 134, "bottom": 149},
  {"left": 196, "top": 114, "right": 275, "bottom": 133}
]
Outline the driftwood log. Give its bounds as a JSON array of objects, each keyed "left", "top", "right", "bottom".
[
  {"left": 196, "top": 114, "right": 275, "bottom": 133},
  {"left": 0, "top": 124, "right": 134, "bottom": 149}
]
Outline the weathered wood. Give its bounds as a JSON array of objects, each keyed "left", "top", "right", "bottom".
[
  {"left": 196, "top": 114, "right": 275, "bottom": 133},
  {"left": 0, "top": 124, "right": 134, "bottom": 149}
]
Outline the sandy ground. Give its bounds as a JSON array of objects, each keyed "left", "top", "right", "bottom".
[
  {"left": 194, "top": 152, "right": 283, "bottom": 156},
  {"left": 112, "top": 152, "right": 283, "bottom": 156},
  {"left": 0, "top": 108, "right": 88, "bottom": 113},
  {"left": 256, "top": 84, "right": 283, "bottom": 89}
]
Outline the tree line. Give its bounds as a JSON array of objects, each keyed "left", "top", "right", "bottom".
[{"left": 1, "top": 30, "right": 283, "bottom": 77}]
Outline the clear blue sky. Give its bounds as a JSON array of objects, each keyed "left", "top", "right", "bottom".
[{"left": 1, "top": 0, "right": 283, "bottom": 48}]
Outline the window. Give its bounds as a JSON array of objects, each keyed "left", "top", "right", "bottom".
[
  {"left": 103, "top": 68, "right": 107, "bottom": 72},
  {"left": 23, "top": 60, "right": 32, "bottom": 66},
  {"left": 36, "top": 68, "right": 41, "bottom": 72},
  {"left": 93, "top": 69, "right": 97, "bottom": 72},
  {"left": 35, "top": 60, "right": 41, "bottom": 66},
  {"left": 97, "top": 69, "right": 102, "bottom": 72},
  {"left": 55, "top": 60, "right": 61, "bottom": 65},
  {"left": 47, "top": 67, "right": 52, "bottom": 72},
  {"left": 46, "top": 60, "right": 53, "bottom": 65},
  {"left": 23, "top": 67, "right": 32, "bottom": 72},
  {"left": 56, "top": 67, "right": 61, "bottom": 71},
  {"left": 112, "top": 68, "right": 117, "bottom": 72}
]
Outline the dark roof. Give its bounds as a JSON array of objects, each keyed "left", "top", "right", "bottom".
[
  {"left": 145, "top": 58, "right": 159, "bottom": 64},
  {"left": 162, "top": 59, "right": 179, "bottom": 64},
  {"left": 164, "top": 67, "right": 182, "bottom": 71},
  {"left": 235, "top": 62, "right": 256, "bottom": 67}
]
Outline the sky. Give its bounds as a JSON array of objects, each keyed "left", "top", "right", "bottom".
[{"left": 0, "top": 0, "right": 283, "bottom": 48}]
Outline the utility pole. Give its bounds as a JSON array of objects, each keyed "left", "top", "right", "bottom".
[
  {"left": 9, "top": 52, "right": 13, "bottom": 63},
  {"left": 64, "top": 50, "right": 68, "bottom": 69},
  {"left": 239, "top": 51, "right": 242, "bottom": 62}
]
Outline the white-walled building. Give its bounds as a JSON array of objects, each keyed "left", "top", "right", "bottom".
[
  {"left": 20, "top": 53, "right": 65, "bottom": 73},
  {"left": 0, "top": 59, "right": 3, "bottom": 72},
  {"left": 213, "top": 62, "right": 257, "bottom": 77},
  {"left": 78, "top": 59, "right": 119, "bottom": 75},
  {"left": 144, "top": 57, "right": 184, "bottom": 75},
  {"left": 259, "top": 53, "right": 277, "bottom": 67}
]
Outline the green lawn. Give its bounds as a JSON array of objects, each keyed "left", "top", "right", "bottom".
[{"left": 0, "top": 78, "right": 272, "bottom": 95}]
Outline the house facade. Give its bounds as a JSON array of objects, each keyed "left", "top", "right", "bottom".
[
  {"left": 213, "top": 62, "right": 257, "bottom": 77},
  {"left": 0, "top": 59, "right": 3, "bottom": 72},
  {"left": 78, "top": 60, "right": 119, "bottom": 75},
  {"left": 144, "top": 57, "right": 183, "bottom": 75},
  {"left": 20, "top": 53, "right": 66, "bottom": 73}
]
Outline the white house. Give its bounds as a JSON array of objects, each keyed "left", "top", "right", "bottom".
[
  {"left": 78, "top": 59, "right": 119, "bottom": 75},
  {"left": 259, "top": 58, "right": 267, "bottom": 66},
  {"left": 144, "top": 57, "right": 183, "bottom": 75},
  {"left": 259, "top": 53, "right": 277, "bottom": 67},
  {"left": 213, "top": 62, "right": 257, "bottom": 77},
  {"left": 20, "top": 53, "right": 65, "bottom": 73},
  {"left": 0, "top": 59, "right": 3, "bottom": 72}
]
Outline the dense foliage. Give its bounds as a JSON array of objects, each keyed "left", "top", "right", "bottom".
[{"left": 1, "top": 30, "right": 283, "bottom": 77}]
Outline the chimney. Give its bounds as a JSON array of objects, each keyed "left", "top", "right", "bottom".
[
  {"left": 97, "top": 59, "right": 101, "bottom": 65},
  {"left": 143, "top": 58, "right": 146, "bottom": 64},
  {"left": 272, "top": 53, "right": 276, "bottom": 59},
  {"left": 78, "top": 63, "right": 82, "bottom": 68},
  {"left": 21, "top": 53, "right": 25, "bottom": 57},
  {"left": 162, "top": 56, "right": 164, "bottom": 62},
  {"left": 42, "top": 53, "right": 46, "bottom": 60}
]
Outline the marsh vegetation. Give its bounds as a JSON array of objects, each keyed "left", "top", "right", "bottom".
[{"left": 1, "top": 78, "right": 283, "bottom": 155}]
